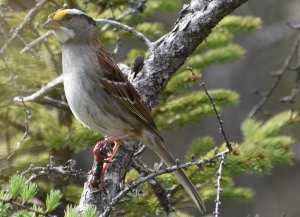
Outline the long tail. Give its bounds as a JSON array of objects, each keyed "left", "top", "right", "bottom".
[{"left": 141, "top": 130, "right": 206, "bottom": 213}]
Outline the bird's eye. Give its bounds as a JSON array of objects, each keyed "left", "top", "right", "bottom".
[{"left": 63, "top": 14, "right": 73, "bottom": 21}]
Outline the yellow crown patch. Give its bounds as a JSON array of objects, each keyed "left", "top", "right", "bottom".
[{"left": 48, "top": 9, "right": 69, "bottom": 21}]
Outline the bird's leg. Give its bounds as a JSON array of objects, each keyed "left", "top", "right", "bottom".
[
  {"left": 88, "top": 134, "right": 129, "bottom": 189},
  {"left": 88, "top": 141, "right": 110, "bottom": 189},
  {"left": 101, "top": 142, "right": 121, "bottom": 182}
]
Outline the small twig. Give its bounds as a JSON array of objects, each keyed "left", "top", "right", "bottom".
[
  {"left": 0, "top": 13, "right": 38, "bottom": 56},
  {"left": 29, "top": 26, "right": 60, "bottom": 74},
  {"left": 187, "top": 67, "right": 232, "bottom": 151},
  {"left": 187, "top": 66, "right": 233, "bottom": 216},
  {"left": 101, "top": 0, "right": 147, "bottom": 31},
  {"left": 0, "top": 54, "right": 30, "bottom": 158},
  {"left": 14, "top": 75, "right": 63, "bottom": 102},
  {"left": 132, "top": 158, "right": 174, "bottom": 215},
  {"left": 0, "top": 0, "right": 48, "bottom": 54},
  {"left": 279, "top": 29, "right": 300, "bottom": 118},
  {"left": 96, "top": 19, "right": 153, "bottom": 49},
  {"left": 133, "top": 144, "right": 146, "bottom": 157},
  {"left": 281, "top": 66, "right": 300, "bottom": 118},
  {"left": 213, "top": 153, "right": 227, "bottom": 217},
  {"left": 20, "top": 31, "right": 52, "bottom": 54},
  {"left": 248, "top": 34, "right": 299, "bottom": 118},
  {"left": 100, "top": 150, "right": 229, "bottom": 217},
  {"left": 21, "top": 157, "right": 87, "bottom": 183},
  {"left": 38, "top": 96, "right": 70, "bottom": 110}
]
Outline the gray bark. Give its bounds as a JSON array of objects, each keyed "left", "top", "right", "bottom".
[{"left": 77, "top": 0, "right": 248, "bottom": 215}]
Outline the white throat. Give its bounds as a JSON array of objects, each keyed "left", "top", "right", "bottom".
[{"left": 53, "top": 26, "right": 75, "bottom": 43}]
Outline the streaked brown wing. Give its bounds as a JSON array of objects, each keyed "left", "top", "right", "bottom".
[{"left": 91, "top": 38, "right": 158, "bottom": 133}]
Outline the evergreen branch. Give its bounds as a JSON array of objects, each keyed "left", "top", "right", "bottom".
[
  {"left": 0, "top": 198, "right": 54, "bottom": 217},
  {"left": 100, "top": 150, "right": 230, "bottom": 217},
  {"left": 213, "top": 153, "right": 227, "bottom": 217},
  {"left": 95, "top": 19, "right": 153, "bottom": 49}
]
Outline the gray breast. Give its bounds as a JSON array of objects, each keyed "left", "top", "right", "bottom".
[{"left": 61, "top": 43, "right": 138, "bottom": 136}]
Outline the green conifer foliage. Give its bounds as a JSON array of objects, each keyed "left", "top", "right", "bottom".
[{"left": 0, "top": 0, "right": 297, "bottom": 216}]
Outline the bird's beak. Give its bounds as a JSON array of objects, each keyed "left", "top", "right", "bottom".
[{"left": 42, "top": 19, "right": 59, "bottom": 30}]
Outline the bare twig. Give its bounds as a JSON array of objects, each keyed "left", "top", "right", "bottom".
[
  {"left": 96, "top": 19, "right": 153, "bottom": 49},
  {"left": 21, "top": 156, "right": 87, "bottom": 183},
  {"left": 14, "top": 75, "right": 63, "bottom": 102},
  {"left": 279, "top": 27, "right": 300, "bottom": 118},
  {"left": 248, "top": 37, "right": 299, "bottom": 118},
  {"left": 188, "top": 67, "right": 232, "bottom": 151},
  {"left": 281, "top": 66, "right": 300, "bottom": 118},
  {"left": 20, "top": 31, "right": 52, "bottom": 54},
  {"left": 187, "top": 66, "right": 234, "bottom": 216},
  {"left": 132, "top": 158, "right": 174, "bottom": 215},
  {"left": 101, "top": 0, "right": 148, "bottom": 31},
  {"left": 0, "top": 0, "right": 48, "bottom": 54},
  {"left": 0, "top": 54, "right": 30, "bottom": 158},
  {"left": 133, "top": 144, "right": 146, "bottom": 157},
  {"left": 213, "top": 153, "right": 227, "bottom": 217},
  {"left": 0, "top": 12, "right": 38, "bottom": 57},
  {"left": 37, "top": 96, "right": 70, "bottom": 110},
  {"left": 13, "top": 75, "right": 68, "bottom": 110}
]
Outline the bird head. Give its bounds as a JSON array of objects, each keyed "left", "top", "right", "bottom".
[{"left": 43, "top": 9, "right": 96, "bottom": 43}]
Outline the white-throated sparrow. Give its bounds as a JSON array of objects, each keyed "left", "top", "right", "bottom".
[{"left": 43, "top": 8, "right": 205, "bottom": 213}]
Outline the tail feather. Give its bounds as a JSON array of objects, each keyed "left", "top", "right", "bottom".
[{"left": 141, "top": 130, "right": 206, "bottom": 213}]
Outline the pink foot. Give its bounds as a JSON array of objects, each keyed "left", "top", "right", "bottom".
[{"left": 88, "top": 134, "right": 129, "bottom": 189}]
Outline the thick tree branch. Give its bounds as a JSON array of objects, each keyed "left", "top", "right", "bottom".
[{"left": 135, "top": 0, "right": 248, "bottom": 108}]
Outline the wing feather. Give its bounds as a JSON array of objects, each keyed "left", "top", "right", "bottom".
[{"left": 90, "top": 37, "right": 158, "bottom": 134}]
